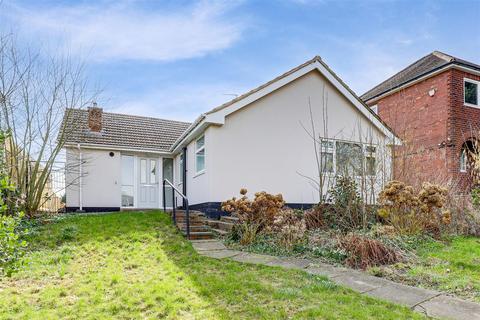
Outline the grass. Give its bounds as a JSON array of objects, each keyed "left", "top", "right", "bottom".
[
  {"left": 406, "top": 236, "right": 480, "bottom": 302},
  {"left": 0, "top": 211, "right": 426, "bottom": 319}
]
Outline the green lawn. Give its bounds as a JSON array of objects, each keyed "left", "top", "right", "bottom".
[
  {"left": 0, "top": 211, "right": 425, "bottom": 319},
  {"left": 407, "top": 236, "right": 480, "bottom": 302}
]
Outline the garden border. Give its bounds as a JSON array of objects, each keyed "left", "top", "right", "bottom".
[{"left": 192, "top": 239, "right": 480, "bottom": 320}]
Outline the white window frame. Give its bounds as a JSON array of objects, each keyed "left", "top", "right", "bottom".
[
  {"left": 371, "top": 104, "right": 378, "bottom": 115},
  {"left": 464, "top": 78, "right": 480, "bottom": 108},
  {"left": 320, "top": 138, "right": 377, "bottom": 177},
  {"left": 195, "top": 135, "right": 206, "bottom": 175}
]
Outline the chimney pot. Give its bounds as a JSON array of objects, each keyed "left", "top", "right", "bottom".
[{"left": 88, "top": 105, "right": 103, "bottom": 132}]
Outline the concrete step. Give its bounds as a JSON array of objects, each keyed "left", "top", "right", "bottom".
[
  {"left": 206, "top": 219, "right": 234, "bottom": 231},
  {"left": 220, "top": 216, "right": 239, "bottom": 224},
  {"left": 185, "top": 231, "right": 214, "bottom": 240},
  {"left": 176, "top": 224, "right": 210, "bottom": 232},
  {"left": 211, "top": 228, "right": 228, "bottom": 237}
]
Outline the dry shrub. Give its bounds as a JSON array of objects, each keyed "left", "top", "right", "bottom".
[
  {"left": 304, "top": 204, "right": 325, "bottom": 230},
  {"left": 446, "top": 187, "right": 480, "bottom": 236},
  {"left": 378, "top": 181, "right": 451, "bottom": 236},
  {"left": 236, "top": 222, "right": 261, "bottom": 245},
  {"left": 268, "top": 208, "right": 306, "bottom": 249},
  {"left": 221, "top": 189, "right": 285, "bottom": 230},
  {"left": 339, "top": 234, "right": 402, "bottom": 269}
]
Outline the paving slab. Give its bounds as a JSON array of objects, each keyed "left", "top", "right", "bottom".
[
  {"left": 414, "top": 295, "right": 480, "bottom": 320},
  {"left": 200, "top": 249, "right": 243, "bottom": 259},
  {"left": 231, "top": 252, "right": 278, "bottom": 265},
  {"left": 265, "top": 257, "right": 312, "bottom": 270},
  {"left": 332, "top": 271, "right": 389, "bottom": 293},
  {"left": 192, "top": 241, "right": 227, "bottom": 251},
  {"left": 305, "top": 263, "right": 350, "bottom": 278},
  {"left": 365, "top": 281, "right": 439, "bottom": 308}
]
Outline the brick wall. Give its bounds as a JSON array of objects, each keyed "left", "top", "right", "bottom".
[
  {"left": 369, "top": 68, "right": 480, "bottom": 191},
  {"left": 448, "top": 69, "right": 480, "bottom": 190}
]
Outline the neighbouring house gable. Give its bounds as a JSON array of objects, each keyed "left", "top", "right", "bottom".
[
  {"left": 62, "top": 108, "right": 191, "bottom": 153},
  {"left": 362, "top": 51, "right": 480, "bottom": 103}
]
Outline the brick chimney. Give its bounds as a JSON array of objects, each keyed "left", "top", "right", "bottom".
[{"left": 88, "top": 103, "right": 103, "bottom": 132}]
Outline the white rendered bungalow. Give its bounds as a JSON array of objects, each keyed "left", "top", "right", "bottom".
[{"left": 63, "top": 56, "right": 398, "bottom": 218}]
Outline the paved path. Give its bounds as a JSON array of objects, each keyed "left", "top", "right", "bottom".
[{"left": 192, "top": 239, "right": 480, "bottom": 320}]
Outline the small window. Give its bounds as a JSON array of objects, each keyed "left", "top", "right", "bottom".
[
  {"left": 320, "top": 140, "right": 334, "bottom": 173},
  {"left": 195, "top": 136, "right": 205, "bottom": 173},
  {"left": 464, "top": 79, "right": 479, "bottom": 106},
  {"left": 371, "top": 105, "right": 378, "bottom": 114},
  {"left": 460, "top": 149, "right": 467, "bottom": 172},
  {"left": 365, "top": 145, "right": 376, "bottom": 176},
  {"left": 179, "top": 154, "right": 184, "bottom": 183}
]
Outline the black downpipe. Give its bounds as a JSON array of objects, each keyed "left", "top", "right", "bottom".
[{"left": 182, "top": 146, "right": 187, "bottom": 208}]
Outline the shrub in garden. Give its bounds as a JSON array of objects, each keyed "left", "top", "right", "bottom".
[
  {"left": 0, "top": 212, "right": 27, "bottom": 276},
  {"left": 304, "top": 204, "right": 325, "bottom": 230},
  {"left": 339, "top": 233, "right": 402, "bottom": 269},
  {"left": 0, "top": 131, "right": 28, "bottom": 276},
  {"left": 221, "top": 189, "right": 284, "bottom": 230},
  {"left": 268, "top": 208, "right": 306, "bottom": 249},
  {"left": 327, "top": 176, "right": 374, "bottom": 232},
  {"left": 378, "top": 180, "right": 450, "bottom": 236}
]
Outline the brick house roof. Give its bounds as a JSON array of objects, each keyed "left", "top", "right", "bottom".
[
  {"left": 361, "top": 51, "right": 480, "bottom": 102},
  {"left": 62, "top": 108, "right": 191, "bottom": 152}
]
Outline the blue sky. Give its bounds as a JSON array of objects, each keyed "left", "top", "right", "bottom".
[{"left": 1, "top": 0, "right": 479, "bottom": 122}]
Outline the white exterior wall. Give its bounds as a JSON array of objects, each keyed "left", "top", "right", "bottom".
[
  {"left": 66, "top": 147, "right": 122, "bottom": 208},
  {"left": 66, "top": 147, "right": 167, "bottom": 209},
  {"left": 199, "top": 70, "right": 392, "bottom": 204}
]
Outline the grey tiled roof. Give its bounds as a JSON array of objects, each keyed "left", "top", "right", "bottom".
[
  {"left": 62, "top": 108, "right": 191, "bottom": 152},
  {"left": 361, "top": 51, "right": 480, "bottom": 102}
]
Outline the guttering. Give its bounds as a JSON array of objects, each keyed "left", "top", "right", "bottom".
[
  {"left": 365, "top": 64, "right": 480, "bottom": 104},
  {"left": 64, "top": 143, "right": 172, "bottom": 156}
]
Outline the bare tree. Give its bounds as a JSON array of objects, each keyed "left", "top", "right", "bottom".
[{"left": 0, "top": 33, "right": 97, "bottom": 216}]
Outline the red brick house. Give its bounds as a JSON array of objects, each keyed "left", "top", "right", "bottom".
[{"left": 362, "top": 51, "right": 480, "bottom": 191}]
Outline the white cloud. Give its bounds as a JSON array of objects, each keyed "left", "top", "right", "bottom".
[{"left": 5, "top": 1, "right": 245, "bottom": 62}]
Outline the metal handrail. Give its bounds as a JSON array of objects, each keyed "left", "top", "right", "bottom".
[{"left": 163, "top": 179, "right": 190, "bottom": 239}]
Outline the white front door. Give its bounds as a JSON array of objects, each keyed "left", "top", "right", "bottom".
[{"left": 138, "top": 158, "right": 159, "bottom": 208}]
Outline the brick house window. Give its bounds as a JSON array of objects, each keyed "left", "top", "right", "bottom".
[
  {"left": 464, "top": 78, "right": 479, "bottom": 107},
  {"left": 460, "top": 149, "right": 467, "bottom": 173}
]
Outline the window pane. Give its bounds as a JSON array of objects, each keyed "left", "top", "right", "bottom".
[
  {"left": 121, "top": 155, "right": 134, "bottom": 186},
  {"left": 121, "top": 186, "right": 134, "bottom": 207},
  {"left": 196, "top": 136, "right": 205, "bottom": 149},
  {"left": 336, "top": 142, "right": 362, "bottom": 175},
  {"left": 321, "top": 140, "right": 334, "bottom": 150},
  {"left": 196, "top": 149, "right": 205, "bottom": 172},
  {"left": 465, "top": 81, "right": 478, "bottom": 105},
  {"left": 179, "top": 155, "right": 184, "bottom": 183},
  {"left": 460, "top": 149, "right": 467, "bottom": 172},
  {"left": 140, "top": 159, "right": 147, "bottom": 184},
  {"left": 366, "top": 156, "right": 376, "bottom": 176},
  {"left": 321, "top": 153, "right": 333, "bottom": 173},
  {"left": 365, "top": 146, "right": 376, "bottom": 154},
  {"left": 150, "top": 160, "right": 156, "bottom": 183}
]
